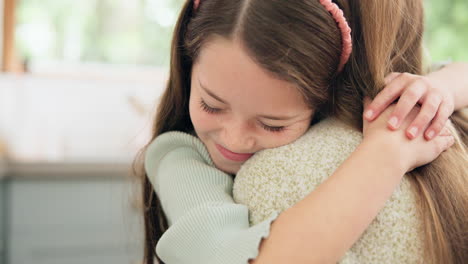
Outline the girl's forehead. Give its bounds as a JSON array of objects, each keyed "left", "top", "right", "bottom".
[
  {"left": 193, "top": 38, "right": 312, "bottom": 116},
  {"left": 196, "top": 38, "right": 292, "bottom": 93}
]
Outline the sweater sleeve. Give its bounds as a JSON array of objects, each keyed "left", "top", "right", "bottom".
[{"left": 144, "top": 131, "right": 279, "bottom": 264}]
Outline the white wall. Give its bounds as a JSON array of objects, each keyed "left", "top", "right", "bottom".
[{"left": 0, "top": 72, "right": 167, "bottom": 163}]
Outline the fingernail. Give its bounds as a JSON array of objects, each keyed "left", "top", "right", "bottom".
[
  {"left": 364, "top": 110, "right": 374, "bottom": 119},
  {"left": 427, "top": 130, "right": 435, "bottom": 139},
  {"left": 388, "top": 116, "right": 399, "bottom": 129},
  {"left": 408, "top": 127, "right": 418, "bottom": 138}
]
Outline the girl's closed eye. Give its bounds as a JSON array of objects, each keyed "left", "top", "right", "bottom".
[
  {"left": 200, "top": 99, "right": 222, "bottom": 114},
  {"left": 200, "top": 99, "right": 286, "bottom": 133},
  {"left": 259, "top": 122, "right": 285, "bottom": 133}
]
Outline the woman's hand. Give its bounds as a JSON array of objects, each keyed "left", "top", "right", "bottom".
[
  {"left": 362, "top": 97, "right": 454, "bottom": 172},
  {"left": 363, "top": 72, "right": 455, "bottom": 141}
]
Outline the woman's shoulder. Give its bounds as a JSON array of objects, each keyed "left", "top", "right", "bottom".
[
  {"left": 234, "top": 117, "right": 364, "bottom": 223},
  {"left": 242, "top": 117, "right": 362, "bottom": 169},
  {"left": 301, "top": 117, "right": 362, "bottom": 145}
]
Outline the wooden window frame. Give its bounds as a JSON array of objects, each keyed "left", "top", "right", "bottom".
[{"left": 2, "top": 0, "right": 19, "bottom": 72}]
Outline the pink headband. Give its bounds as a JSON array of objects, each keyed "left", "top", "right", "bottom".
[
  {"left": 194, "top": 0, "right": 200, "bottom": 10},
  {"left": 319, "top": 0, "right": 352, "bottom": 72},
  {"left": 193, "top": 0, "right": 352, "bottom": 72}
]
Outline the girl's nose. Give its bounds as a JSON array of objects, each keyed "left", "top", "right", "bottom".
[{"left": 220, "top": 121, "right": 256, "bottom": 153}]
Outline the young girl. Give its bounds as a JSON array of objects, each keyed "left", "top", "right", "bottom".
[{"left": 135, "top": 0, "right": 468, "bottom": 263}]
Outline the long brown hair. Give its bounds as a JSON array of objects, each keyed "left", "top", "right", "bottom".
[{"left": 133, "top": 0, "right": 468, "bottom": 263}]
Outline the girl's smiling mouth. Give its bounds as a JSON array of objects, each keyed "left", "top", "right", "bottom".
[{"left": 215, "top": 143, "right": 254, "bottom": 162}]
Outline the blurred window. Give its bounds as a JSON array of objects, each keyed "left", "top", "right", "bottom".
[
  {"left": 425, "top": 0, "right": 468, "bottom": 61},
  {"left": 14, "top": 0, "right": 184, "bottom": 75},
  {"left": 3, "top": 0, "right": 468, "bottom": 73}
]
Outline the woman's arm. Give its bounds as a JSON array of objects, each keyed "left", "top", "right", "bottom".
[{"left": 426, "top": 62, "right": 468, "bottom": 111}]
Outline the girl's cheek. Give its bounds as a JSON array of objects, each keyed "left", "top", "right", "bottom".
[
  {"left": 190, "top": 107, "right": 219, "bottom": 132},
  {"left": 189, "top": 98, "right": 203, "bottom": 128},
  {"left": 268, "top": 123, "right": 310, "bottom": 148}
]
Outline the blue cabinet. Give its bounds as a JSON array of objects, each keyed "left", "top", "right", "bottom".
[
  {"left": 1, "top": 175, "right": 5, "bottom": 264},
  {"left": 3, "top": 162, "right": 143, "bottom": 264}
]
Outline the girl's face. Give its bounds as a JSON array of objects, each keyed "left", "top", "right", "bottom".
[{"left": 190, "top": 37, "right": 314, "bottom": 174}]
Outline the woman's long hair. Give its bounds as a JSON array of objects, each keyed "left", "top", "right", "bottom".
[{"left": 133, "top": 0, "right": 468, "bottom": 263}]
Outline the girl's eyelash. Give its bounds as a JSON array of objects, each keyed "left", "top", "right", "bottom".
[
  {"left": 260, "top": 123, "right": 286, "bottom": 133},
  {"left": 200, "top": 99, "right": 285, "bottom": 133},
  {"left": 200, "top": 99, "right": 221, "bottom": 114}
]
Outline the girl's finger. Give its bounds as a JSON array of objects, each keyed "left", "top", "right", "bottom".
[
  {"left": 424, "top": 101, "right": 454, "bottom": 140},
  {"left": 362, "top": 96, "right": 373, "bottom": 131},
  {"left": 405, "top": 93, "right": 442, "bottom": 139},
  {"left": 364, "top": 73, "right": 409, "bottom": 121},
  {"left": 384, "top": 72, "right": 402, "bottom": 85},
  {"left": 387, "top": 81, "right": 427, "bottom": 130},
  {"left": 407, "top": 133, "right": 454, "bottom": 172},
  {"left": 433, "top": 132, "right": 455, "bottom": 154}
]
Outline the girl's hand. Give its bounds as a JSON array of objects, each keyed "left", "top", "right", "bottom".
[
  {"left": 362, "top": 97, "right": 455, "bottom": 172},
  {"left": 363, "top": 72, "right": 455, "bottom": 141}
]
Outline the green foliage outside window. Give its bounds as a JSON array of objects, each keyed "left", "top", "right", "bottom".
[
  {"left": 16, "top": 0, "right": 185, "bottom": 67},
  {"left": 425, "top": 0, "right": 468, "bottom": 61}
]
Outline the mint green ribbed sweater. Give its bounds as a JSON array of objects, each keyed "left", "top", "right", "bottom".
[{"left": 144, "top": 131, "right": 279, "bottom": 264}]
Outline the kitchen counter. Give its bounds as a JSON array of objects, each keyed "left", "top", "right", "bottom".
[{"left": 0, "top": 161, "right": 132, "bottom": 179}]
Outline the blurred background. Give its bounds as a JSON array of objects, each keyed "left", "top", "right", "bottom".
[{"left": 0, "top": 0, "right": 466, "bottom": 263}]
